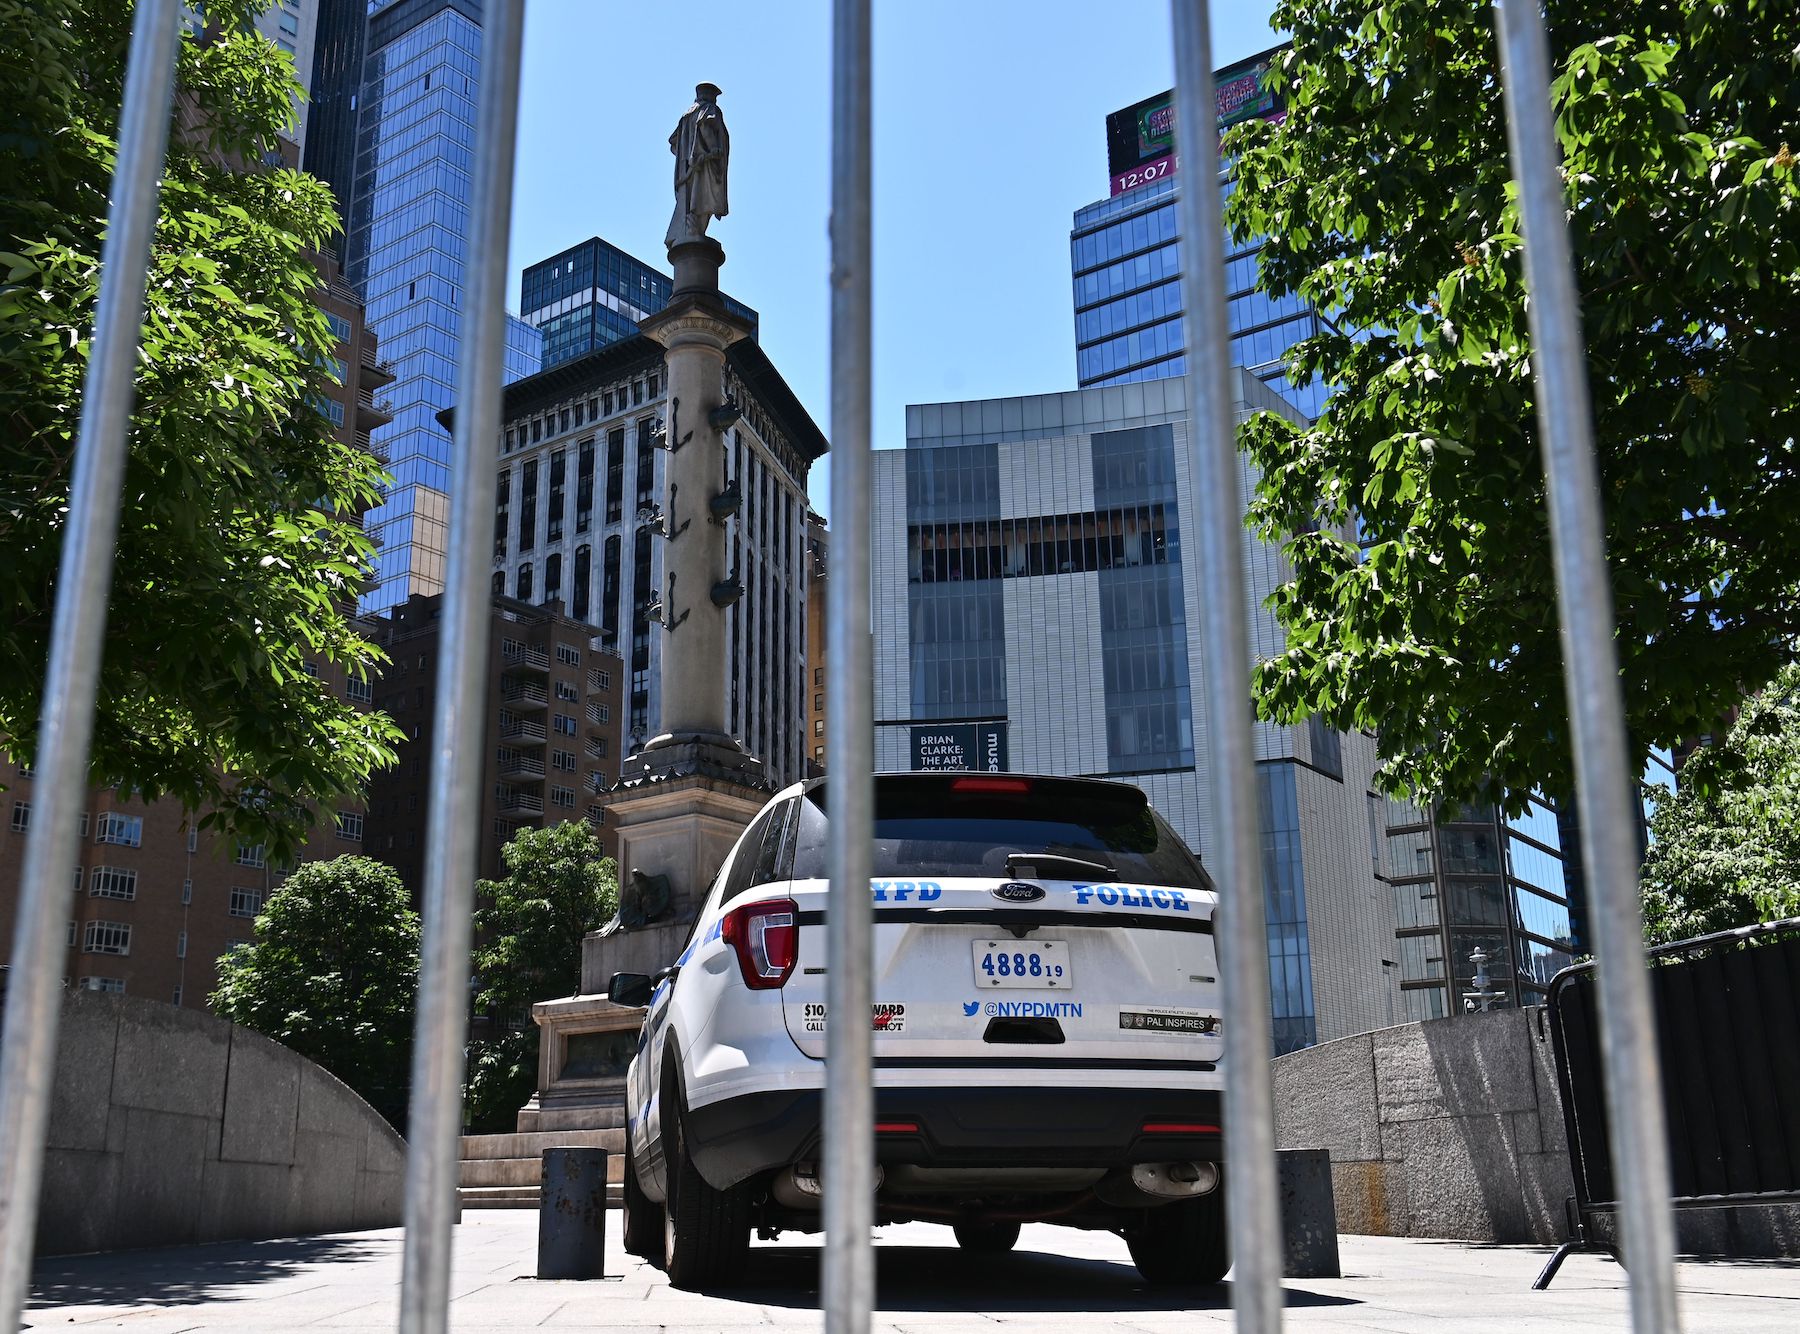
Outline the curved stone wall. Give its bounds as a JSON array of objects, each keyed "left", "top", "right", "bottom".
[
  {"left": 1272, "top": 1007, "right": 1574, "bottom": 1244},
  {"left": 34, "top": 992, "right": 405, "bottom": 1257}
]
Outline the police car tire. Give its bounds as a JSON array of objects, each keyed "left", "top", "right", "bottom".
[
  {"left": 1125, "top": 1192, "right": 1229, "bottom": 1286},
  {"left": 952, "top": 1220, "right": 1021, "bottom": 1254},
  {"left": 621, "top": 1143, "right": 662, "bottom": 1261},
  {"left": 662, "top": 1090, "right": 749, "bottom": 1290}
]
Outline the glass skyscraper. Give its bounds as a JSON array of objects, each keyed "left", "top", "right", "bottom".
[
  {"left": 520, "top": 236, "right": 759, "bottom": 371},
  {"left": 1070, "top": 54, "right": 1331, "bottom": 418},
  {"left": 344, "top": 0, "right": 540, "bottom": 613}
]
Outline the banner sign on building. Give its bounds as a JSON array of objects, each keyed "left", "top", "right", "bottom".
[
  {"left": 1104, "top": 45, "right": 1287, "bottom": 197},
  {"left": 911, "top": 723, "right": 1008, "bottom": 773}
]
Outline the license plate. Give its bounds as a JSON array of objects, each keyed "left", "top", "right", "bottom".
[{"left": 973, "top": 939, "right": 1070, "bottom": 988}]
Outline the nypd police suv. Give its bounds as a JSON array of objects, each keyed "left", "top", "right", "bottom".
[{"left": 613, "top": 772, "right": 1227, "bottom": 1290}]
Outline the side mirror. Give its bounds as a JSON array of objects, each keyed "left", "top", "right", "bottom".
[{"left": 607, "top": 972, "right": 654, "bottom": 1009}]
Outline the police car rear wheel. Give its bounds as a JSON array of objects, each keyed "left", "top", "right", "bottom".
[
  {"left": 1125, "top": 1191, "right": 1228, "bottom": 1286},
  {"left": 661, "top": 1087, "right": 749, "bottom": 1290},
  {"left": 952, "top": 1220, "right": 1021, "bottom": 1254}
]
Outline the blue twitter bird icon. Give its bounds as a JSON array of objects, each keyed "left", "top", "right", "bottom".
[{"left": 962, "top": 1001, "right": 980, "bottom": 1017}]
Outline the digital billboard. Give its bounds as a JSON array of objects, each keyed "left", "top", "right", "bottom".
[
  {"left": 1104, "top": 45, "right": 1287, "bottom": 197},
  {"left": 910, "top": 723, "right": 1008, "bottom": 774}
]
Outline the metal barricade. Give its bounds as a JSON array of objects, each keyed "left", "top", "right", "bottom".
[
  {"left": 0, "top": 3, "right": 1684, "bottom": 1332},
  {"left": 1536, "top": 919, "right": 1800, "bottom": 1290}
]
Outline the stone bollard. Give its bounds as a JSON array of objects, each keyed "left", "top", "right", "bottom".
[
  {"left": 1279, "top": 1147, "right": 1341, "bottom": 1278},
  {"left": 538, "top": 1147, "right": 609, "bottom": 1279}
]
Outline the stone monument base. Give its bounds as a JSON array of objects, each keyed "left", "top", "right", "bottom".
[{"left": 522, "top": 993, "right": 646, "bottom": 1134}]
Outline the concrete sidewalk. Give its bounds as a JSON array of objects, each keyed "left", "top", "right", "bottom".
[{"left": 26, "top": 1210, "right": 1799, "bottom": 1332}]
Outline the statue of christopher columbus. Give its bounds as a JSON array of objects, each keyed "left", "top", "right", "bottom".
[{"left": 665, "top": 82, "right": 729, "bottom": 250}]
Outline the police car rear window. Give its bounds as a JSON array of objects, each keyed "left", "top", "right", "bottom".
[{"left": 792, "top": 776, "right": 1208, "bottom": 888}]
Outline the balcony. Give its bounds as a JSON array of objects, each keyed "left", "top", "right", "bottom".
[
  {"left": 585, "top": 703, "right": 611, "bottom": 734},
  {"left": 584, "top": 771, "right": 606, "bottom": 795},
  {"left": 583, "top": 805, "right": 604, "bottom": 831},
  {"left": 502, "top": 642, "right": 550, "bottom": 673},
  {"left": 498, "top": 751, "right": 545, "bottom": 781},
  {"left": 499, "top": 718, "right": 546, "bottom": 744},
  {"left": 496, "top": 789, "right": 543, "bottom": 816},
  {"left": 502, "top": 680, "right": 547, "bottom": 710}
]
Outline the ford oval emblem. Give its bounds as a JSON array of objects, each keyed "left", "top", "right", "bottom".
[{"left": 992, "top": 882, "right": 1046, "bottom": 904}]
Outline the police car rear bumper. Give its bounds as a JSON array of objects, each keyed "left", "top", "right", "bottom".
[{"left": 685, "top": 1082, "right": 1223, "bottom": 1191}]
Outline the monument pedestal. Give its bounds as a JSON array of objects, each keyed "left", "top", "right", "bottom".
[{"left": 519, "top": 994, "right": 644, "bottom": 1133}]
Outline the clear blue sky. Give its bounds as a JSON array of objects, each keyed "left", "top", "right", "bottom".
[{"left": 508, "top": 1, "right": 1283, "bottom": 517}]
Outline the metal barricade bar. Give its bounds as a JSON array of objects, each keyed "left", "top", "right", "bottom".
[
  {"left": 821, "top": 2, "right": 876, "bottom": 1329},
  {"left": 1169, "top": 4, "right": 1286, "bottom": 1329},
  {"left": 0, "top": 1, "right": 183, "bottom": 1326},
  {"left": 396, "top": 2, "right": 528, "bottom": 1330},
  {"left": 1491, "top": 2, "right": 1680, "bottom": 1328}
]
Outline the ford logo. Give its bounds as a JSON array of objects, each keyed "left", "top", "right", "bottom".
[{"left": 992, "top": 882, "right": 1045, "bottom": 904}]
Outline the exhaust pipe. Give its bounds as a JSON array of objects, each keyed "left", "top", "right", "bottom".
[
  {"left": 1095, "top": 1160, "right": 1221, "bottom": 1208},
  {"left": 772, "top": 1162, "right": 884, "bottom": 1211}
]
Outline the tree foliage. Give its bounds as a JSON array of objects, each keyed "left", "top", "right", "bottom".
[
  {"left": 464, "top": 823, "right": 618, "bottom": 1132},
  {"left": 0, "top": 0, "right": 400, "bottom": 863},
  {"left": 211, "top": 855, "right": 419, "bottom": 1127},
  {"left": 1641, "top": 667, "right": 1800, "bottom": 945},
  {"left": 1226, "top": 0, "right": 1799, "bottom": 811},
  {"left": 473, "top": 822, "right": 619, "bottom": 1016}
]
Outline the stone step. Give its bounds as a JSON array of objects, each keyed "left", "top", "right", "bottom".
[
  {"left": 458, "top": 1184, "right": 624, "bottom": 1210},
  {"left": 516, "top": 1105, "right": 627, "bottom": 1133},
  {"left": 460, "top": 1153, "right": 625, "bottom": 1189},
  {"left": 460, "top": 1128, "right": 624, "bottom": 1161}
]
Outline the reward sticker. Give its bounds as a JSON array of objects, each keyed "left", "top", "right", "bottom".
[
  {"left": 803, "top": 1002, "right": 826, "bottom": 1033},
  {"left": 871, "top": 1003, "right": 906, "bottom": 1033}
]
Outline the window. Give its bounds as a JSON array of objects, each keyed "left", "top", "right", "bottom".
[
  {"left": 71, "top": 865, "right": 83, "bottom": 890},
  {"left": 347, "top": 676, "right": 373, "bottom": 704},
  {"left": 552, "top": 749, "right": 576, "bottom": 771},
  {"left": 556, "top": 644, "right": 582, "bottom": 667},
  {"left": 66, "top": 920, "right": 76, "bottom": 948},
  {"left": 814, "top": 718, "right": 825, "bottom": 736},
  {"left": 82, "top": 921, "right": 131, "bottom": 955},
  {"left": 554, "top": 714, "right": 577, "bottom": 736},
  {"left": 81, "top": 976, "right": 125, "bottom": 994},
  {"left": 814, "top": 693, "right": 825, "bottom": 712},
  {"left": 544, "top": 552, "right": 562, "bottom": 603},
  {"left": 336, "top": 811, "right": 364, "bottom": 841},
  {"left": 9, "top": 801, "right": 27, "bottom": 833},
  {"left": 79, "top": 811, "right": 89, "bottom": 837},
  {"left": 181, "top": 879, "right": 192, "bottom": 905},
  {"left": 301, "top": 661, "right": 319, "bottom": 679},
  {"left": 171, "top": 986, "right": 182, "bottom": 1007},
  {"left": 592, "top": 668, "right": 612, "bottom": 691},
  {"left": 186, "top": 826, "right": 198, "bottom": 852},
  {"left": 94, "top": 813, "right": 142, "bottom": 847},
  {"left": 230, "top": 887, "right": 265, "bottom": 918},
  {"left": 555, "top": 680, "right": 579, "bottom": 702},
  {"left": 517, "top": 563, "right": 533, "bottom": 601},
  {"left": 236, "top": 843, "right": 265, "bottom": 868},
  {"left": 176, "top": 931, "right": 187, "bottom": 960},
  {"left": 89, "top": 867, "right": 137, "bottom": 900},
  {"left": 550, "top": 786, "right": 575, "bottom": 809},
  {"left": 815, "top": 667, "right": 824, "bottom": 686},
  {"left": 595, "top": 702, "right": 611, "bottom": 723}
]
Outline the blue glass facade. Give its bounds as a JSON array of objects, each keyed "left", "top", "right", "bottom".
[
  {"left": 1070, "top": 175, "right": 1328, "bottom": 418},
  {"left": 346, "top": 1, "right": 540, "bottom": 613},
  {"left": 521, "top": 236, "right": 759, "bottom": 370},
  {"left": 1258, "top": 762, "right": 1317, "bottom": 1053}
]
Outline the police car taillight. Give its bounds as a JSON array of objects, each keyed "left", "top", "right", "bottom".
[
  {"left": 949, "top": 775, "right": 1032, "bottom": 794},
  {"left": 720, "top": 897, "right": 799, "bottom": 989}
]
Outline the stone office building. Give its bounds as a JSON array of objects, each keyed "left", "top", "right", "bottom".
[
  {"left": 469, "top": 331, "right": 826, "bottom": 793},
  {"left": 873, "top": 376, "right": 1403, "bottom": 1051}
]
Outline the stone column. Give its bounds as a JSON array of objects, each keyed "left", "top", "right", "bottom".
[{"left": 634, "top": 239, "right": 757, "bottom": 770}]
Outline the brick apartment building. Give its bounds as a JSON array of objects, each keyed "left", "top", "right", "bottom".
[
  {"left": 362, "top": 593, "right": 624, "bottom": 894},
  {"left": 0, "top": 657, "right": 378, "bottom": 1008}
]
